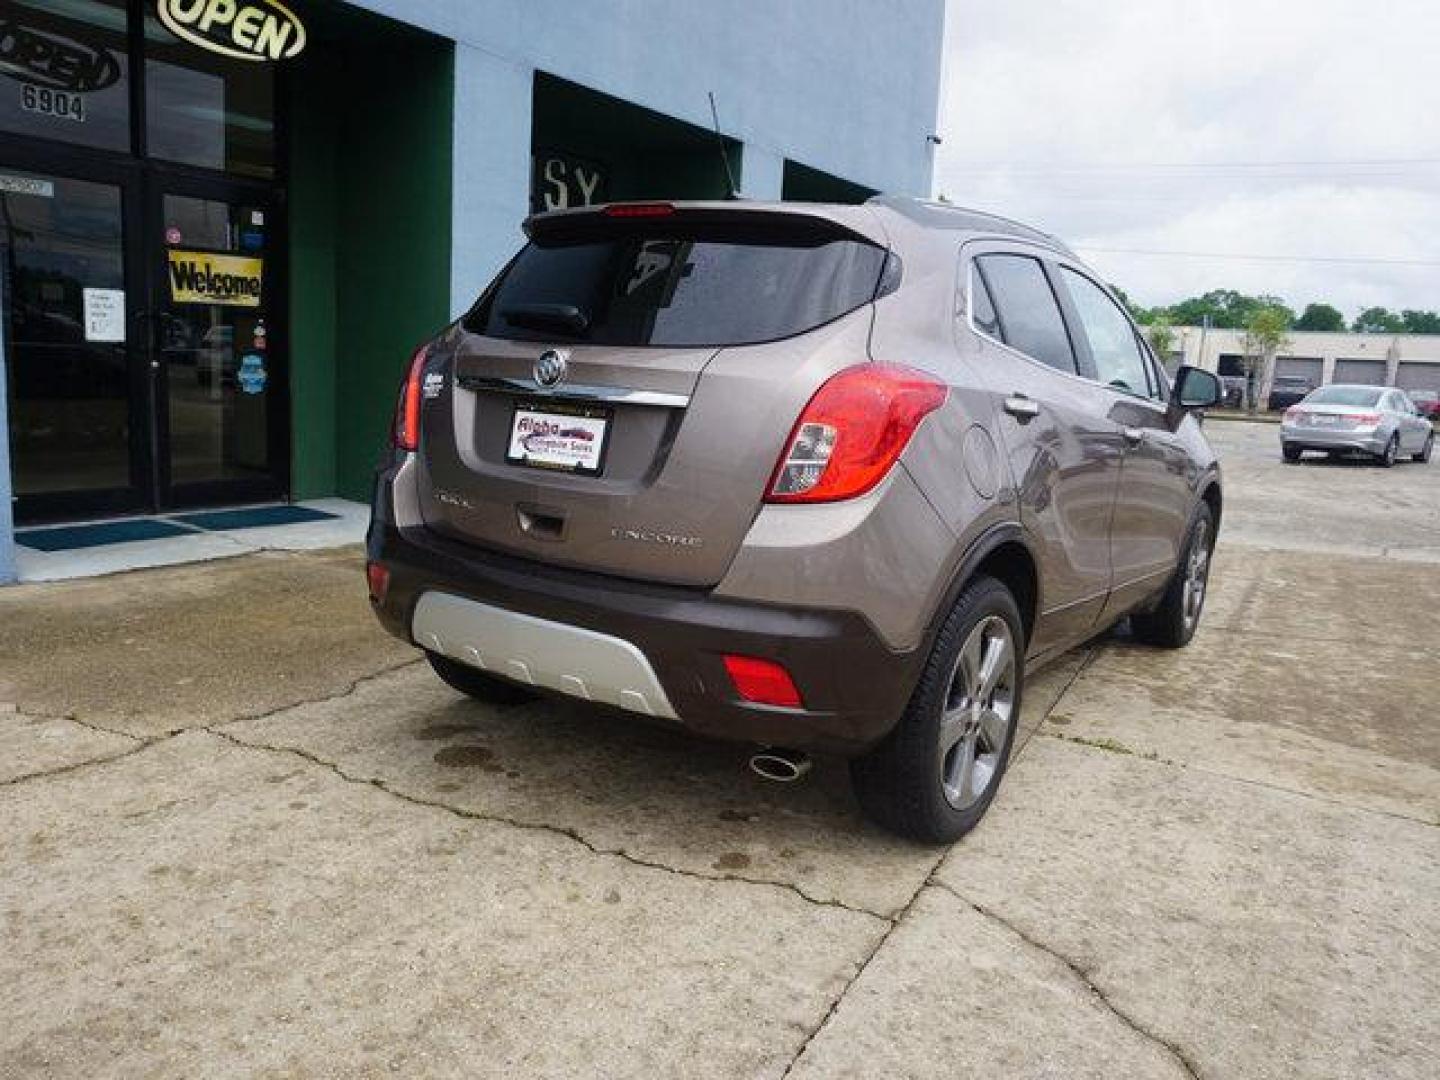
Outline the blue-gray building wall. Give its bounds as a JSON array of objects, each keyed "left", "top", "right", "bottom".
[{"left": 346, "top": 0, "right": 947, "bottom": 314}]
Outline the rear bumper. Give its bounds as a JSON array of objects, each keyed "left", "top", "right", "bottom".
[
  {"left": 367, "top": 488, "right": 922, "bottom": 756},
  {"left": 1280, "top": 424, "right": 1387, "bottom": 454}
]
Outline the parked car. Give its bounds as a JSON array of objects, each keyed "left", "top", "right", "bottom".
[
  {"left": 1267, "top": 374, "right": 1315, "bottom": 410},
  {"left": 1220, "top": 376, "right": 1247, "bottom": 408},
  {"left": 366, "top": 197, "right": 1224, "bottom": 843},
  {"left": 1281, "top": 385, "right": 1435, "bottom": 465},
  {"left": 1408, "top": 390, "right": 1440, "bottom": 420}
]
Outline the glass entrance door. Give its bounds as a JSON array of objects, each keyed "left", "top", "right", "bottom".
[
  {"left": 1, "top": 162, "right": 148, "bottom": 522},
  {"left": 152, "top": 182, "right": 284, "bottom": 508}
]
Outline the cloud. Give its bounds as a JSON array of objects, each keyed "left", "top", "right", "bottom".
[{"left": 935, "top": 0, "right": 1440, "bottom": 316}]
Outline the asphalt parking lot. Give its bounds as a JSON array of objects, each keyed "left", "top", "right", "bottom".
[{"left": 2, "top": 418, "right": 1437, "bottom": 1079}]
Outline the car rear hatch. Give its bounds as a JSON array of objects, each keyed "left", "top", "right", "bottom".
[{"left": 414, "top": 202, "right": 893, "bottom": 587}]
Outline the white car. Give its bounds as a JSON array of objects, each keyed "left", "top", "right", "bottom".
[{"left": 1281, "top": 385, "right": 1435, "bottom": 466}]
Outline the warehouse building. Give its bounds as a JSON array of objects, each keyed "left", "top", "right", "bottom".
[{"left": 0, "top": 0, "right": 946, "bottom": 581}]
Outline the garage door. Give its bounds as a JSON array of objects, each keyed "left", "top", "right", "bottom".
[
  {"left": 1275, "top": 357, "right": 1323, "bottom": 383},
  {"left": 1395, "top": 361, "right": 1440, "bottom": 393},
  {"left": 1333, "top": 358, "right": 1386, "bottom": 385}
]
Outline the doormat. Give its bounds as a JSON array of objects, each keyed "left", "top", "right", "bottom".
[
  {"left": 17, "top": 519, "right": 196, "bottom": 552},
  {"left": 171, "top": 505, "right": 339, "bottom": 531}
]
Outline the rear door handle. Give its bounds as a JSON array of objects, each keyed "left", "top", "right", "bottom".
[
  {"left": 1123, "top": 427, "right": 1145, "bottom": 446},
  {"left": 1003, "top": 395, "right": 1040, "bottom": 421}
]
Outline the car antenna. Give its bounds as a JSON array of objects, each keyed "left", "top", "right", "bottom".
[{"left": 708, "top": 91, "right": 744, "bottom": 200}]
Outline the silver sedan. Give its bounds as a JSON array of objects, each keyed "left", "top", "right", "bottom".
[{"left": 1280, "top": 385, "right": 1435, "bottom": 466}]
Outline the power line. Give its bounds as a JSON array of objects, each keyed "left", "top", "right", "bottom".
[
  {"left": 945, "top": 157, "right": 1440, "bottom": 173},
  {"left": 1075, "top": 246, "right": 1440, "bottom": 267}
]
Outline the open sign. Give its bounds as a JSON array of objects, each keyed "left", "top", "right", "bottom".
[{"left": 157, "top": 0, "right": 306, "bottom": 62}]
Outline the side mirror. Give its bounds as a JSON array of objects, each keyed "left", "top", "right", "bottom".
[{"left": 1171, "top": 365, "right": 1222, "bottom": 410}]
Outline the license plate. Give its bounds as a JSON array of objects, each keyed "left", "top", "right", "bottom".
[
  {"left": 1311, "top": 414, "right": 1339, "bottom": 426},
  {"left": 506, "top": 403, "right": 610, "bottom": 475}
]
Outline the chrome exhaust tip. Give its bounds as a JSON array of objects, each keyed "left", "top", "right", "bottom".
[{"left": 748, "top": 747, "right": 812, "bottom": 783}]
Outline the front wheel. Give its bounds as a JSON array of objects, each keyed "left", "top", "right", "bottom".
[
  {"left": 851, "top": 576, "right": 1024, "bottom": 844},
  {"left": 1131, "top": 503, "right": 1215, "bottom": 649},
  {"left": 1414, "top": 433, "right": 1434, "bottom": 464}
]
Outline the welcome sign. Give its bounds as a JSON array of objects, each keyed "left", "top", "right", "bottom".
[{"left": 167, "top": 250, "right": 264, "bottom": 308}]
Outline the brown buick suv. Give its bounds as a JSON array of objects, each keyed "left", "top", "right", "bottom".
[{"left": 366, "top": 197, "right": 1223, "bottom": 843}]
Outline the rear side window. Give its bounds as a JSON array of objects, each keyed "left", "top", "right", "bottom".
[
  {"left": 974, "top": 254, "right": 1077, "bottom": 373},
  {"left": 467, "top": 224, "right": 887, "bottom": 348},
  {"left": 1059, "top": 267, "right": 1152, "bottom": 398}
]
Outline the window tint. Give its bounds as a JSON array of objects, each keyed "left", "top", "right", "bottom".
[
  {"left": 974, "top": 255, "right": 1075, "bottom": 373},
  {"left": 469, "top": 227, "right": 886, "bottom": 347},
  {"left": 970, "top": 266, "right": 1001, "bottom": 338},
  {"left": 0, "top": 0, "right": 131, "bottom": 152},
  {"left": 1307, "top": 386, "right": 1383, "bottom": 407},
  {"left": 1061, "top": 268, "right": 1150, "bottom": 397}
]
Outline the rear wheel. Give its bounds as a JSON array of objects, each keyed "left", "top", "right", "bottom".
[
  {"left": 1379, "top": 435, "right": 1399, "bottom": 467},
  {"left": 1282, "top": 444, "right": 1302, "bottom": 463},
  {"left": 1414, "top": 433, "right": 1433, "bottom": 464},
  {"left": 851, "top": 576, "right": 1023, "bottom": 844},
  {"left": 1131, "top": 503, "right": 1215, "bottom": 649},
  {"left": 426, "top": 652, "right": 538, "bottom": 705}
]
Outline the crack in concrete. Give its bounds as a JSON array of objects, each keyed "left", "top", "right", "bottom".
[
  {"left": 201, "top": 725, "right": 892, "bottom": 924},
  {"left": 929, "top": 879, "right": 1203, "bottom": 1080},
  {"left": 1034, "top": 730, "right": 1438, "bottom": 829},
  {"left": 205, "top": 657, "right": 427, "bottom": 732},
  {"left": 0, "top": 738, "right": 163, "bottom": 789},
  {"left": 777, "top": 853, "right": 946, "bottom": 1080}
]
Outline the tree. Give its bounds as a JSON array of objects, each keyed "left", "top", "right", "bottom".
[
  {"left": 1295, "top": 303, "right": 1345, "bottom": 332},
  {"left": 1241, "top": 306, "right": 1292, "bottom": 414},
  {"left": 1146, "top": 317, "right": 1175, "bottom": 361},
  {"left": 1401, "top": 310, "right": 1440, "bottom": 334},
  {"left": 1164, "top": 289, "right": 1294, "bottom": 331},
  {"left": 1353, "top": 307, "right": 1404, "bottom": 333},
  {"left": 1109, "top": 283, "right": 1152, "bottom": 324}
]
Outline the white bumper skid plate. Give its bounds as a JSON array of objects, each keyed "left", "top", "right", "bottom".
[{"left": 411, "top": 591, "right": 679, "bottom": 720}]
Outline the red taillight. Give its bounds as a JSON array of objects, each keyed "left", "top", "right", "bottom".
[
  {"left": 1350, "top": 412, "right": 1381, "bottom": 425},
  {"left": 766, "top": 364, "right": 947, "bottom": 504},
  {"left": 723, "top": 655, "right": 803, "bottom": 709},
  {"left": 392, "top": 343, "right": 430, "bottom": 451},
  {"left": 365, "top": 561, "right": 390, "bottom": 603},
  {"left": 603, "top": 202, "right": 675, "bottom": 218},
  {"left": 1284, "top": 407, "right": 1302, "bottom": 422}
]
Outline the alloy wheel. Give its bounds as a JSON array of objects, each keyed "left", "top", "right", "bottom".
[
  {"left": 1181, "top": 519, "right": 1212, "bottom": 633},
  {"left": 938, "top": 615, "right": 1016, "bottom": 810}
]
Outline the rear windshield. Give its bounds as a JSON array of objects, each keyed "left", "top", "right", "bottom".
[
  {"left": 1306, "top": 386, "right": 1382, "bottom": 407},
  {"left": 465, "top": 223, "right": 888, "bottom": 348}
]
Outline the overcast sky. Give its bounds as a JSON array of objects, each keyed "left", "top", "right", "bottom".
[{"left": 934, "top": 0, "right": 1440, "bottom": 319}]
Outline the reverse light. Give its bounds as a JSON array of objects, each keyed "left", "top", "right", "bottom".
[
  {"left": 603, "top": 202, "right": 675, "bottom": 218},
  {"left": 392, "top": 343, "right": 431, "bottom": 452},
  {"left": 766, "top": 364, "right": 947, "bottom": 503},
  {"left": 723, "top": 655, "right": 804, "bottom": 709}
]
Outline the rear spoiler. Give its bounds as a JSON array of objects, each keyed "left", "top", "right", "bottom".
[{"left": 523, "top": 200, "right": 889, "bottom": 248}]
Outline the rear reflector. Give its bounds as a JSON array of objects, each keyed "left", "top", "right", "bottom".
[
  {"left": 392, "top": 343, "right": 431, "bottom": 452},
  {"left": 766, "top": 364, "right": 947, "bottom": 503},
  {"left": 723, "top": 654, "right": 804, "bottom": 709},
  {"left": 603, "top": 202, "right": 675, "bottom": 218},
  {"left": 365, "top": 561, "right": 390, "bottom": 603}
]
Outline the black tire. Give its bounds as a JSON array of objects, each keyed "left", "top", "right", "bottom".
[
  {"left": 1379, "top": 435, "right": 1399, "bottom": 468},
  {"left": 426, "top": 651, "right": 538, "bottom": 705},
  {"left": 1131, "top": 502, "right": 1215, "bottom": 649},
  {"left": 850, "top": 575, "right": 1024, "bottom": 844},
  {"left": 1282, "top": 444, "right": 1302, "bottom": 463},
  {"left": 1414, "top": 434, "right": 1433, "bottom": 464}
]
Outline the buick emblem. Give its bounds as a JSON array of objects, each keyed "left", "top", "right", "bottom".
[{"left": 534, "top": 349, "right": 567, "bottom": 388}]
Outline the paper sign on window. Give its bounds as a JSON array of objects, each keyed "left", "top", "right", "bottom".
[
  {"left": 167, "top": 249, "right": 264, "bottom": 308},
  {"left": 82, "top": 288, "right": 126, "bottom": 342}
]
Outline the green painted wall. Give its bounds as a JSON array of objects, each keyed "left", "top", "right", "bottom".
[{"left": 287, "top": 31, "right": 454, "bottom": 502}]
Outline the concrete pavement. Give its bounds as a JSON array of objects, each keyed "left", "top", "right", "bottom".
[{"left": 2, "top": 419, "right": 1438, "bottom": 1077}]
